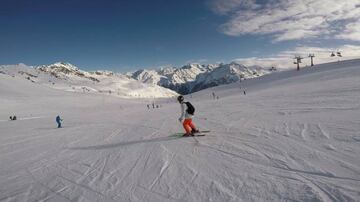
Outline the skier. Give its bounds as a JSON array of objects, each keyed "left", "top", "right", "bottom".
[
  {"left": 56, "top": 115, "right": 63, "bottom": 128},
  {"left": 177, "top": 95, "right": 199, "bottom": 136}
]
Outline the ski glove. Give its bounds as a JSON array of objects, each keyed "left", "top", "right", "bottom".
[{"left": 178, "top": 118, "right": 183, "bottom": 122}]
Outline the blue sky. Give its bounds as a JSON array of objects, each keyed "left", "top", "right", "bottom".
[{"left": 1, "top": 0, "right": 359, "bottom": 71}]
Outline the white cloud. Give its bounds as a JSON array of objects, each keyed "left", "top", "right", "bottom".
[
  {"left": 208, "top": 0, "right": 259, "bottom": 15},
  {"left": 234, "top": 44, "right": 360, "bottom": 69},
  {"left": 210, "top": 0, "right": 360, "bottom": 42},
  {"left": 336, "top": 20, "right": 360, "bottom": 41}
]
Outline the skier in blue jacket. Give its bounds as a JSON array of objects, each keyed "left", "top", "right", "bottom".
[{"left": 56, "top": 115, "right": 63, "bottom": 128}]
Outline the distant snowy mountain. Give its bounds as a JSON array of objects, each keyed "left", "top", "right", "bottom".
[
  {"left": 36, "top": 62, "right": 101, "bottom": 83},
  {"left": 0, "top": 62, "right": 177, "bottom": 98},
  {"left": 128, "top": 62, "right": 270, "bottom": 94},
  {"left": 130, "top": 69, "right": 164, "bottom": 86},
  {"left": 1, "top": 61, "right": 271, "bottom": 97},
  {"left": 191, "top": 62, "right": 269, "bottom": 92}
]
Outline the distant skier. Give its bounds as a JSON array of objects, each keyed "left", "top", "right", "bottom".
[
  {"left": 177, "top": 95, "right": 199, "bottom": 136},
  {"left": 56, "top": 115, "right": 63, "bottom": 128}
]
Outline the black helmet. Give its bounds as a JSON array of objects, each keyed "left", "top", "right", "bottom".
[{"left": 177, "top": 95, "right": 184, "bottom": 103}]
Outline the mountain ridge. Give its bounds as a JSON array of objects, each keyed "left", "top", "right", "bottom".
[
  {"left": 1, "top": 61, "right": 273, "bottom": 96},
  {"left": 0, "top": 62, "right": 178, "bottom": 98},
  {"left": 128, "top": 62, "right": 271, "bottom": 94}
]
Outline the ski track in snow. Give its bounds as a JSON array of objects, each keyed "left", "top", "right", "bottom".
[{"left": 1, "top": 60, "right": 360, "bottom": 201}]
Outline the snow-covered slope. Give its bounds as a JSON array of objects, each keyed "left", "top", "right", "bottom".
[
  {"left": 129, "top": 62, "right": 270, "bottom": 94},
  {"left": 0, "top": 62, "right": 177, "bottom": 98},
  {"left": 0, "top": 59, "right": 359, "bottom": 201}
]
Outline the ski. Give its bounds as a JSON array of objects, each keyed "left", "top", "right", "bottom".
[
  {"left": 184, "top": 134, "right": 206, "bottom": 137},
  {"left": 171, "top": 131, "right": 210, "bottom": 138}
]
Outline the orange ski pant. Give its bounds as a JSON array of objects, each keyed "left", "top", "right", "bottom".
[{"left": 183, "top": 118, "right": 196, "bottom": 134}]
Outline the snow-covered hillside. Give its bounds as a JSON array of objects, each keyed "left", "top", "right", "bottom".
[
  {"left": 0, "top": 59, "right": 359, "bottom": 201},
  {"left": 128, "top": 62, "right": 270, "bottom": 94},
  {"left": 0, "top": 62, "right": 177, "bottom": 98}
]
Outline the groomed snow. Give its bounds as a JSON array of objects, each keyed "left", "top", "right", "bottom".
[{"left": 0, "top": 59, "right": 359, "bottom": 201}]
